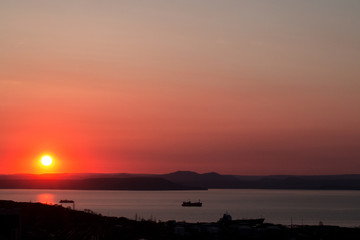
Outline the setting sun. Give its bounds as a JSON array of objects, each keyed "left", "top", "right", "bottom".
[{"left": 41, "top": 156, "right": 53, "bottom": 166}]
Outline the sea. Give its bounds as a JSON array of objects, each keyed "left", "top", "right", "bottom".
[{"left": 1, "top": 189, "right": 360, "bottom": 227}]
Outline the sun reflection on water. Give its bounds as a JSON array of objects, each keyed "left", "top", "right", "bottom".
[{"left": 37, "top": 193, "right": 55, "bottom": 205}]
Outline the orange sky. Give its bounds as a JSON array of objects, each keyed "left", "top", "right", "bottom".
[{"left": 1, "top": 1, "right": 360, "bottom": 175}]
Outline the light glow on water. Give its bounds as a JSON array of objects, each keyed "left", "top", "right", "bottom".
[{"left": 37, "top": 193, "right": 55, "bottom": 205}]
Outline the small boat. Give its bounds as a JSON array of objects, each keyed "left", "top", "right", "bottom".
[
  {"left": 59, "top": 200, "right": 74, "bottom": 203},
  {"left": 182, "top": 200, "right": 202, "bottom": 207}
]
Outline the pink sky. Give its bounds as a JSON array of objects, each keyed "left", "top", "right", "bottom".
[{"left": 1, "top": 1, "right": 360, "bottom": 174}]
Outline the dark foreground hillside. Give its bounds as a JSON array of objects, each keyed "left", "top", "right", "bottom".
[{"left": 1, "top": 200, "right": 360, "bottom": 240}]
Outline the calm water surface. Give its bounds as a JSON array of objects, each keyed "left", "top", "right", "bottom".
[{"left": 1, "top": 189, "right": 359, "bottom": 227}]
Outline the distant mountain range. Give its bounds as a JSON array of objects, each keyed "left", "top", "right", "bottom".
[{"left": 1, "top": 171, "right": 360, "bottom": 190}]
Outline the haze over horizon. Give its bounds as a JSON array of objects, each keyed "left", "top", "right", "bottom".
[{"left": 1, "top": 1, "right": 360, "bottom": 175}]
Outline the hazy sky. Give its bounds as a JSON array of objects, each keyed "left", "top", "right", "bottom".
[{"left": 1, "top": 0, "right": 360, "bottom": 174}]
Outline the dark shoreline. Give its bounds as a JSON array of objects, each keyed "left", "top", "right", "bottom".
[{"left": 1, "top": 200, "right": 360, "bottom": 240}]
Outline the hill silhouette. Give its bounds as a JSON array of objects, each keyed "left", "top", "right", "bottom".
[
  {"left": 1, "top": 171, "right": 360, "bottom": 190},
  {"left": 0, "top": 177, "right": 205, "bottom": 190}
]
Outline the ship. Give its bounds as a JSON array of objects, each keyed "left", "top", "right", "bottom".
[
  {"left": 219, "top": 213, "right": 264, "bottom": 225},
  {"left": 182, "top": 200, "right": 202, "bottom": 207},
  {"left": 59, "top": 199, "right": 75, "bottom": 209}
]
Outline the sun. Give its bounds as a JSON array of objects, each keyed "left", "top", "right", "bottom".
[{"left": 41, "top": 156, "right": 53, "bottom": 166}]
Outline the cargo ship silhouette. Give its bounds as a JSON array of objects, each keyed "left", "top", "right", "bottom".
[{"left": 182, "top": 200, "right": 202, "bottom": 207}]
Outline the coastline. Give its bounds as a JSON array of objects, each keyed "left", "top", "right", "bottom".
[{"left": 1, "top": 200, "right": 360, "bottom": 240}]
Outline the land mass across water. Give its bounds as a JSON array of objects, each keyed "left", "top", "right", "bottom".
[
  {"left": 1, "top": 171, "right": 360, "bottom": 190},
  {"left": 1, "top": 200, "right": 360, "bottom": 240}
]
